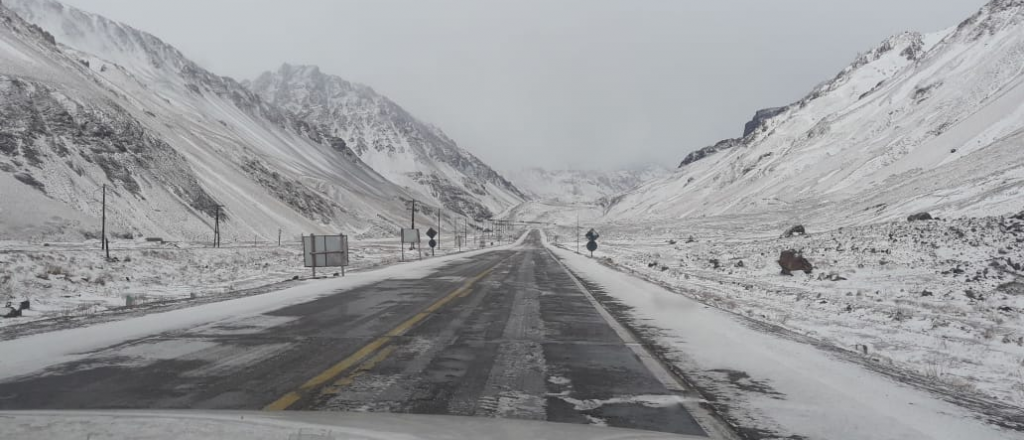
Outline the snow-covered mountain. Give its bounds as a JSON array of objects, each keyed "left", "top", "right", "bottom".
[
  {"left": 0, "top": 0, "right": 418, "bottom": 241},
  {"left": 249, "top": 65, "right": 525, "bottom": 221},
  {"left": 505, "top": 166, "right": 668, "bottom": 205},
  {"left": 608, "top": 0, "right": 1024, "bottom": 226},
  {"left": 0, "top": 0, "right": 502, "bottom": 241}
]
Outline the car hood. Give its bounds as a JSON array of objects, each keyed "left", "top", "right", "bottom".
[{"left": 0, "top": 410, "right": 704, "bottom": 439}]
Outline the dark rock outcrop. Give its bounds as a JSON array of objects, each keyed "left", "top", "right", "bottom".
[
  {"left": 778, "top": 250, "right": 813, "bottom": 275},
  {"left": 679, "top": 138, "right": 744, "bottom": 168},
  {"left": 908, "top": 212, "right": 934, "bottom": 222},
  {"left": 783, "top": 225, "right": 806, "bottom": 237},
  {"left": 744, "top": 107, "right": 786, "bottom": 137}
]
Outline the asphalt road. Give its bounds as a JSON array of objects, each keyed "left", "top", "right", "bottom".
[{"left": 0, "top": 231, "right": 706, "bottom": 437}]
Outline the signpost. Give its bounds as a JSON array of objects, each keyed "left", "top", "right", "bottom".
[
  {"left": 426, "top": 227, "right": 437, "bottom": 256},
  {"left": 585, "top": 229, "right": 599, "bottom": 257},
  {"left": 302, "top": 233, "right": 349, "bottom": 278},
  {"left": 401, "top": 228, "right": 421, "bottom": 261}
]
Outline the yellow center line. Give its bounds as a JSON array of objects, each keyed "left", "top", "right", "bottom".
[{"left": 263, "top": 262, "right": 500, "bottom": 411}]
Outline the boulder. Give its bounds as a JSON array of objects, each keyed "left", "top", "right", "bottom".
[
  {"left": 783, "top": 225, "right": 806, "bottom": 237},
  {"left": 907, "top": 212, "right": 933, "bottom": 222},
  {"left": 778, "top": 250, "right": 813, "bottom": 275}
]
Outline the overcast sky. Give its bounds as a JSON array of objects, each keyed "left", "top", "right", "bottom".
[{"left": 60, "top": 0, "right": 986, "bottom": 171}]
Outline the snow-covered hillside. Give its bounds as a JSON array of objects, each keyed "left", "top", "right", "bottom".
[
  {"left": 249, "top": 65, "right": 525, "bottom": 221},
  {"left": 505, "top": 166, "right": 668, "bottom": 205},
  {"left": 0, "top": 0, "right": 504, "bottom": 241},
  {"left": 609, "top": 0, "right": 1024, "bottom": 226}
]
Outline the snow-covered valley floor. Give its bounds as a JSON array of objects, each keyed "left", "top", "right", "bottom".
[{"left": 544, "top": 212, "right": 1024, "bottom": 433}]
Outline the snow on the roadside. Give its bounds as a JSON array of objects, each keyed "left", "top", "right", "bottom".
[
  {"left": 543, "top": 232, "right": 1020, "bottom": 440},
  {"left": 557, "top": 215, "right": 1024, "bottom": 410},
  {"left": 0, "top": 237, "right": 486, "bottom": 327}
]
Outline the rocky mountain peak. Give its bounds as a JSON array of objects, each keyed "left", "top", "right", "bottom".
[{"left": 250, "top": 64, "right": 525, "bottom": 220}]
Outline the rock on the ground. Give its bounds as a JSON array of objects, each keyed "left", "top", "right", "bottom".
[
  {"left": 783, "top": 225, "right": 806, "bottom": 237},
  {"left": 907, "top": 212, "right": 934, "bottom": 222},
  {"left": 778, "top": 250, "right": 813, "bottom": 275}
]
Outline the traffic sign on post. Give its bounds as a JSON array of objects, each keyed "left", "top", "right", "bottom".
[
  {"left": 585, "top": 229, "right": 599, "bottom": 257},
  {"left": 426, "top": 228, "right": 438, "bottom": 256}
]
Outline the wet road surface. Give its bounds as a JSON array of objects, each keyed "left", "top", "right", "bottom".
[{"left": 0, "top": 231, "right": 706, "bottom": 436}]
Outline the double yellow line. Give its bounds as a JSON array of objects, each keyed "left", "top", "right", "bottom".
[{"left": 263, "top": 265, "right": 498, "bottom": 411}]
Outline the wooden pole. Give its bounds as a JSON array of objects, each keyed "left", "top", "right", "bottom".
[
  {"left": 411, "top": 200, "right": 416, "bottom": 229},
  {"left": 101, "top": 184, "right": 106, "bottom": 251},
  {"left": 214, "top": 205, "right": 221, "bottom": 248},
  {"left": 310, "top": 233, "right": 316, "bottom": 278}
]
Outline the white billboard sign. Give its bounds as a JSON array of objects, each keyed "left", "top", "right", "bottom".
[
  {"left": 401, "top": 228, "right": 420, "bottom": 244},
  {"left": 303, "top": 234, "right": 349, "bottom": 268}
]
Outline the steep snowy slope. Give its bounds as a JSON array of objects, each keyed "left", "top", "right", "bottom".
[
  {"left": 609, "top": 0, "right": 1024, "bottom": 225},
  {"left": 505, "top": 166, "right": 668, "bottom": 204},
  {"left": 1, "top": 0, "right": 427, "bottom": 241},
  {"left": 250, "top": 65, "right": 525, "bottom": 221}
]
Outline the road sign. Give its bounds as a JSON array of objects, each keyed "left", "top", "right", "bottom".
[
  {"left": 303, "top": 233, "right": 349, "bottom": 277},
  {"left": 401, "top": 228, "right": 420, "bottom": 244},
  {"left": 303, "top": 234, "right": 349, "bottom": 267},
  {"left": 426, "top": 228, "right": 437, "bottom": 239},
  {"left": 585, "top": 228, "right": 599, "bottom": 257},
  {"left": 429, "top": 239, "right": 437, "bottom": 248},
  {"left": 400, "top": 228, "right": 422, "bottom": 262}
]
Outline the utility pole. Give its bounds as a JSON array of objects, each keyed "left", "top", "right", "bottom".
[
  {"left": 576, "top": 211, "right": 580, "bottom": 254},
  {"left": 278, "top": 229, "right": 282, "bottom": 247},
  {"left": 310, "top": 233, "right": 317, "bottom": 278},
  {"left": 213, "top": 205, "right": 221, "bottom": 248},
  {"left": 100, "top": 184, "right": 107, "bottom": 251},
  {"left": 408, "top": 199, "right": 417, "bottom": 229},
  {"left": 438, "top": 208, "right": 442, "bottom": 250}
]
